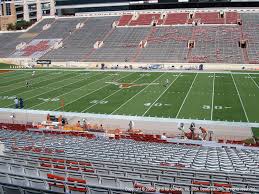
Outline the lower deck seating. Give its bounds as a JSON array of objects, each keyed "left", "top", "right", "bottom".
[{"left": 0, "top": 129, "right": 258, "bottom": 193}]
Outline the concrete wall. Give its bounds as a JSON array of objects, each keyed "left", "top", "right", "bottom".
[
  {"left": 2, "top": 58, "right": 259, "bottom": 71},
  {"left": 48, "top": 61, "right": 259, "bottom": 71}
]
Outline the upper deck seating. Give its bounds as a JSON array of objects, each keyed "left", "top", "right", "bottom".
[
  {"left": 129, "top": 14, "right": 161, "bottom": 26},
  {"left": 164, "top": 13, "right": 188, "bottom": 25}
]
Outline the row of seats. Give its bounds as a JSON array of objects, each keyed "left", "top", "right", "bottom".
[
  {"left": 1, "top": 150, "right": 258, "bottom": 194},
  {"left": 1, "top": 129, "right": 259, "bottom": 174},
  {"left": 241, "top": 13, "right": 259, "bottom": 64},
  {"left": 2, "top": 151, "right": 259, "bottom": 186},
  {"left": 0, "top": 129, "right": 258, "bottom": 194},
  {"left": 1, "top": 12, "right": 258, "bottom": 64},
  {"left": 117, "top": 12, "right": 239, "bottom": 27}
]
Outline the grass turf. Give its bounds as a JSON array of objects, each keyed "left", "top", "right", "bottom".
[
  {"left": 0, "top": 70, "right": 259, "bottom": 123},
  {"left": 0, "top": 63, "right": 16, "bottom": 69},
  {"left": 252, "top": 128, "right": 259, "bottom": 140}
]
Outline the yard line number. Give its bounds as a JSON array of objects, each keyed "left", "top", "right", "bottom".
[
  {"left": 144, "top": 103, "right": 171, "bottom": 107},
  {"left": 202, "top": 105, "right": 231, "bottom": 110},
  {"left": 90, "top": 100, "right": 108, "bottom": 104},
  {"left": 38, "top": 97, "right": 60, "bottom": 102}
]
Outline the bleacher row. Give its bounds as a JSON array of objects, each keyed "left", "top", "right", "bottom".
[
  {"left": 0, "top": 128, "right": 258, "bottom": 193},
  {"left": 0, "top": 12, "right": 259, "bottom": 64},
  {"left": 117, "top": 12, "right": 239, "bottom": 26}
]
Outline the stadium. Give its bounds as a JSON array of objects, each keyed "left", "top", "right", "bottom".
[{"left": 0, "top": 0, "right": 259, "bottom": 193}]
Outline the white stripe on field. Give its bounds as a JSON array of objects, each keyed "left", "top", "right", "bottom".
[
  {"left": 29, "top": 72, "right": 103, "bottom": 109},
  {"left": 248, "top": 74, "right": 259, "bottom": 89},
  {"left": 231, "top": 73, "right": 249, "bottom": 122},
  {"left": 5, "top": 72, "right": 92, "bottom": 108},
  {"left": 0, "top": 71, "right": 70, "bottom": 95},
  {"left": 56, "top": 72, "right": 134, "bottom": 111},
  {"left": 142, "top": 73, "right": 182, "bottom": 116},
  {"left": 111, "top": 72, "right": 166, "bottom": 115},
  {"left": 176, "top": 73, "right": 198, "bottom": 118},
  {"left": 211, "top": 73, "right": 215, "bottom": 120},
  {"left": 81, "top": 73, "right": 144, "bottom": 113}
]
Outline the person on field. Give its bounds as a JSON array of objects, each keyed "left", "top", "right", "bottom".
[
  {"left": 199, "top": 127, "right": 208, "bottom": 140},
  {"left": 19, "top": 98, "right": 24, "bottom": 109},
  {"left": 14, "top": 97, "right": 19, "bottom": 109},
  {"left": 47, "top": 113, "right": 51, "bottom": 121},
  {"left": 161, "top": 133, "right": 167, "bottom": 140},
  {"left": 129, "top": 120, "right": 134, "bottom": 130},
  {"left": 164, "top": 79, "right": 169, "bottom": 87},
  {"left": 76, "top": 121, "right": 81, "bottom": 127},
  {"left": 178, "top": 122, "right": 185, "bottom": 138},
  {"left": 82, "top": 119, "right": 87, "bottom": 130},
  {"left": 26, "top": 80, "right": 29, "bottom": 88},
  {"left": 32, "top": 71, "right": 35, "bottom": 77},
  {"left": 189, "top": 122, "right": 196, "bottom": 140}
]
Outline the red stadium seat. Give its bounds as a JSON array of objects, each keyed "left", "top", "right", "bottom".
[
  {"left": 68, "top": 186, "right": 88, "bottom": 193},
  {"left": 67, "top": 177, "right": 86, "bottom": 184},
  {"left": 47, "top": 174, "right": 65, "bottom": 181}
]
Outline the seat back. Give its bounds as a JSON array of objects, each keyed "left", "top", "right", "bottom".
[
  {"left": 89, "top": 188, "right": 109, "bottom": 194},
  {"left": 2, "top": 185, "right": 22, "bottom": 194}
]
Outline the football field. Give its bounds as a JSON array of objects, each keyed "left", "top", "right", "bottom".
[{"left": 1, "top": 70, "right": 259, "bottom": 123}]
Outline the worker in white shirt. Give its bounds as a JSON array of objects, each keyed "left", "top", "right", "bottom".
[
  {"left": 161, "top": 133, "right": 167, "bottom": 140},
  {"left": 14, "top": 97, "right": 19, "bottom": 109},
  {"left": 129, "top": 120, "right": 134, "bottom": 130}
]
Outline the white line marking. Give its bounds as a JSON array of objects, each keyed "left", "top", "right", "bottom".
[
  {"left": 56, "top": 73, "right": 134, "bottom": 111},
  {"left": 231, "top": 73, "right": 249, "bottom": 122},
  {"left": 4, "top": 72, "right": 95, "bottom": 108},
  {"left": 211, "top": 73, "right": 215, "bottom": 120},
  {"left": 248, "top": 74, "right": 259, "bottom": 89},
  {"left": 81, "top": 73, "right": 144, "bottom": 113},
  {"left": 29, "top": 72, "right": 103, "bottom": 109},
  {"left": 0, "top": 72, "right": 47, "bottom": 90},
  {"left": 111, "top": 72, "right": 166, "bottom": 115},
  {"left": 0, "top": 72, "right": 31, "bottom": 82},
  {"left": 0, "top": 71, "right": 68, "bottom": 95},
  {"left": 142, "top": 73, "right": 181, "bottom": 116},
  {"left": 176, "top": 73, "right": 198, "bottom": 118},
  {"left": 5, "top": 74, "right": 101, "bottom": 108}
]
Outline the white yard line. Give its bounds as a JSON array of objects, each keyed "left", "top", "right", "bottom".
[
  {"left": 4, "top": 72, "right": 92, "bottom": 108},
  {"left": 211, "top": 73, "right": 215, "bottom": 120},
  {"left": 142, "top": 73, "right": 182, "bottom": 116},
  {"left": 29, "top": 72, "right": 103, "bottom": 109},
  {"left": 248, "top": 74, "right": 259, "bottom": 89},
  {"left": 55, "top": 73, "right": 134, "bottom": 111},
  {"left": 111, "top": 72, "right": 166, "bottom": 115},
  {"left": 231, "top": 73, "right": 249, "bottom": 122},
  {"left": 81, "top": 74, "right": 144, "bottom": 113},
  {"left": 0, "top": 72, "right": 31, "bottom": 82},
  {"left": 0, "top": 72, "right": 46, "bottom": 88},
  {"left": 175, "top": 73, "right": 198, "bottom": 118},
  {"left": 0, "top": 72, "right": 69, "bottom": 95}
]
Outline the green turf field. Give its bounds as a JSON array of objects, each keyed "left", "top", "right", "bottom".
[
  {"left": 252, "top": 128, "right": 259, "bottom": 140},
  {"left": 1, "top": 70, "right": 259, "bottom": 123},
  {"left": 0, "top": 63, "right": 14, "bottom": 69}
]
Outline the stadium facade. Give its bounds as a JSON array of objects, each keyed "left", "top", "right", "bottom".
[{"left": 0, "top": 0, "right": 55, "bottom": 30}]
